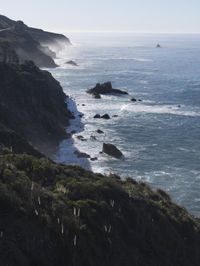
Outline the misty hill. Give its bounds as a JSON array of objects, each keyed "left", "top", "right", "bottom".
[{"left": 0, "top": 15, "right": 71, "bottom": 68}]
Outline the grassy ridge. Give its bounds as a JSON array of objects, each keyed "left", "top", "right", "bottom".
[{"left": 0, "top": 153, "right": 200, "bottom": 266}]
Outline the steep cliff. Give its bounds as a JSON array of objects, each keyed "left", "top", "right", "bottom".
[
  {"left": 0, "top": 61, "right": 73, "bottom": 156},
  {"left": 0, "top": 15, "right": 71, "bottom": 68}
]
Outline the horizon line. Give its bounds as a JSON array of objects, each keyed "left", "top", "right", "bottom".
[{"left": 49, "top": 29, "right": 200, "bottom": 35}]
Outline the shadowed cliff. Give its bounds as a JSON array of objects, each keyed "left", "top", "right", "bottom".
[{"left": 0, "top": 61, "right": 73, "bottom": 156}]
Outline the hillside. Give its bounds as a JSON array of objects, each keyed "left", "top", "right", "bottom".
[
  {"left": 0, "top": 15, "right": 71, "bottom": 68},
  {"left": 0, "top": 61, "right": 73, "bottom": 156},
  {"left": 0, "top": 152, "right": 200, "bottom": 266}
]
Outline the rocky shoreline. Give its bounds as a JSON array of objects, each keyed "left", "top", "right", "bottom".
[{"left": 1, "top": 15, "right": 200, "bottom": 266}]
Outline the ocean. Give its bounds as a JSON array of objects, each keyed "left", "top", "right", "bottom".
[{"left": 49, "top": 33, "right": 200, "bottom": 217}]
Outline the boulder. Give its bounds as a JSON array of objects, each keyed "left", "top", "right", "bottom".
[
  {"left": 87, "top": 82, "right": 128, "bottom": 96},
  {"left": 96, "top": 129, "right": 104, "bottom": 134},
  {"left": 93, "top": 93, "right": 101, "bottom": 99},
  {"left": 71, "top": 130, "right": 76, "bottom": 134},
  {"left": 65, "top": 60, "right": 78, "bottom": 66},
  {"left": 131, "top": 97, "right": 137, "bottom": 102},
  {"left": 102, "top": 143, "right": 123, "bottom": 159},
  {"left": 90, "top": 157, "right": 98, "bottom": 161},
  {"left": 76, "top": 135, "right": 87, "bottom": 141},
  {"left": 90, "top": 135, "right": 97, "bottom": 140},
  {"left": 94, "top": 114, "right": 101, "bottom": 119},
  {"left": 74, "top": 150, "right": 90, "bottom": 158},
  {"left": 101, "top": 114, "right": 110, "bottom": 119}
]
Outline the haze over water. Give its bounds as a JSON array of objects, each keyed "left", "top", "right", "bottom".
[{"left": 50, "top": 33, "right": 200, "bottom": 216}]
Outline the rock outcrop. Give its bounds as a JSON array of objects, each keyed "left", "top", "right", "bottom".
[
  {"left": 101, "top": 114, "right": 111, "bottom": 119},
  {"left": 103, "top": 143, "right": 123, "bottom": 158},
  {"left": 0, "top": 14, "right": 71, "bottom": 68},
  {"left": 0, "top": 61, "right": 73, "bottom": 156},
  {"left": 87, "top": 82, "right": 128, "bottom": 96},
  {"left": 65, "top": 60, "right": 78, "bottom": 66}
]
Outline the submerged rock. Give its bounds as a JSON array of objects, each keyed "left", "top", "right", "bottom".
[
  {"left": 101, "top": 114, "right": 110, "bottom": 119},
  {"left": 90, "top": 157, "right": 98, "bottom": 161},
  {"left": 94, "top": 114, "right": 101, "bottom": 119},
  {"left": 87, "top": 82, "right": 128, "bottom": 96},
  {"left": 90, "top": 135, "right": 97, "bottom": 140},
  {"left": 65, "top": 60, "right": 78, "bottom": 66},
  {"left": 74, "top": 150, "right": 90, "bottom": 158},
  {"left": 76, "top": 135, "right": 87, "bottom": 141},
  {"left": 102, "top": 143, "right": 123, "bottom": 159},
  {"left": 131, "top": 97, "right": 137, "bottom": 102},
  {"left": 92, "top": 93, "right": 101, "bottom": 99},
  {"left": 96, "top": 129, "right": 104, "bottom": 134}
]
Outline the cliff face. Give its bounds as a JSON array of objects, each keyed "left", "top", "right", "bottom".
[
  {"left": 0, "top": 15, "right": 71, "bottom": 68},
  {"left": 0, "top": 61, "right": 73, "bottom": 156},
  {"left": 0, "top": 153, "right": 200, "bottom": 266}
]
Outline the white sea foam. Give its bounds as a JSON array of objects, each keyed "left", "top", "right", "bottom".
[{"left": 120, "top": 103, "right": 200, "bottom": 117}]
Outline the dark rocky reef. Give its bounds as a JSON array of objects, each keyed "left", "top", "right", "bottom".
[
  {"left": 0, "top": 153, "right": 200, "bottom": 266},
  {"left": 87, "top": 82, "right": 128, "bottom": 96},
  {"left": 0, "top": 61, "right": 73, "bottom": 156},
  {"left": 0, "top": 15, "right": 71, "bottom": 68}
]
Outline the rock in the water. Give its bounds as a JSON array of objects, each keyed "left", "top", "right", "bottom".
[
  {"left": 65, "top": 60, "right": 78, "bottom": 66},
  {"left": 94, "top": 114, "right": 101, "bottom": 119},
  {"left": 93, "top": 93, "right": 101, "bottom": 99},
  {"left": 102, "top": 143, "right": 123, "bottom": 159},
  {"left": 76, "top": 135, "right": 87, "bottom": 141},
  {"left": 131, "top": 97, "right": 137, "bottom": 102},
  {"left": 112, "top": 115, "right": 119, "bottom": 118},
  {"left": 87, "top": 82, "right": 128, "bottom": 96},
  {"left": 74, "top": 150, "right": 90, "bottom": 158},
  {"left": 101, "top": 114, "right": 110, "bottom": 119},
  {"left": 90, "top": 135, "right": 97, "bottom": 140},
  {"left": 71, "top": 130, "right": 76, "bottom": 134},
  {"left": 156, "top": 44, "right": 161, "bottom": 48},
  {"left": 90, "top": 157, "right": 98, "bottom": 161},
  {"left": 96, "top": 129, "right": 104, "bottom": 134}
]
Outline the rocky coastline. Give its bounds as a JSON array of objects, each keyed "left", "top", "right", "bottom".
[{"left": 1, "top": 15, "right": 200, "bottom": 266}]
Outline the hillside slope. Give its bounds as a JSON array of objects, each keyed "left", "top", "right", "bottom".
[
  {"left": 0, "top": 61, "right": 73, "bottom": 156},
  {"left": 0, "top": 153, "right": 200, "bottom": 266},
  {"left": 0, "top": 15, "right": 71, "bottom": 67}
]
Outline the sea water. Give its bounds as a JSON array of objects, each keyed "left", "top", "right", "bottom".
[{"left": 49, "top": 33, "right": 200, "bottom": 216}]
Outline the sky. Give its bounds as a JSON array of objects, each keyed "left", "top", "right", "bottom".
[{"left": 1, "top": 0, "right": 200, "bottom": 33}]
